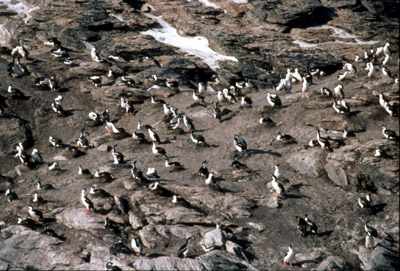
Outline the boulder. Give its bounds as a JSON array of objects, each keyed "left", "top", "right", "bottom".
[{"left": 55, "top": 208, "right": 104, "bottom": 230}]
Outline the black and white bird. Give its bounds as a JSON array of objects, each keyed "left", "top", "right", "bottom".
[
  {"left": 343, "top": 63, "right": 357, "bottom": 74},
  {"left": 49, "top": 136, "right": 63, "bottom": 148},
  {"left": 231, "top": 155, "right": 248, "bottom": 170},
  {"left": 152, "top": 142, "right": 167, "bottom": 157},
  {"left": 204, "top": 173, "right": 221, "bottom": 191},
  {"left": 31, "top": 149, "right": 43, "bottom": 164},
  {"left": 332, "top": 99, "right": 350, "bottom": 114},
  {"left": 5, "top": 189, "right": 18, "bottom": 202},
  {"left": 91, "top": 47, "right": 102, "bottom": 63},
  {"left": 364, "top": 221, "right": 378, "bottom": 238},
  {"left": 366, "top": 62, "right": 376, "bottom": 78},
  {"left": 132, "top": 130, "right": 146, "bottom": 141},
  {"left": 276, "top": 132, "right": 297, "bottom": 144},
  {"left": 271, "top": 175, "right": 285, "bottom": 197},
  {"left": 106, "top": 262, "right": 122, "bottom": 271},
  {"left": 381, "top": 66, "right": 392, "bottom": 78},
  {"left": 112, "top": 145, "right": 124, "bottom": 164},
  {"left": 165, "top": 159, "right": 184, "bottom": 171},
  {"left": 191, "top": 131, "right": 205, "bottom": 144},
  {"left": 28, "top": 206, "right": 43, "bottom": 223},
  {"left": 222, "top": 88, "right": 237, "bottom": 103},
  {"left": 148, "top": 127, "right": 161, "bottom": 143},
  {"left": 76, "top": 129, "right": 89, "bottom": 148},
  {"left": 81, "top": 189, "right": 94, "bottom": 212},
  {"left": 199, "top": 160, "right": 209, "bottom": 177},
  {"left": 234, "top": 135, "right": 247, "bottom": 152},
  {"left": 266, "top": 92, "right": 282, "bottom": 108},
  {"left": 90, "top": 185, "right": 111, "bottom": 198},
  {"left": 33, "top": 193, "right": 46, "bottom": 204},
  {"left": 37, "top": 181, "right": 54, "bottom": 190},
  {"left": 333, "top": 84, "right": 344, "bottom": 99},
  {"left": 295, "top": 216, "right": 308, "bottom": 236},
  {"left": 131, "top": 161, "right": 145, "bottom": 181},
  {"left": 320, "top": 87, "right": 332, "bottom": 97},
  {"left": 273, "top": 164, "right": 284, "bottom": 180},
  {"left": 131, "top": 238, "right": 142, "bottom": 256},
  {"left": 51, "top": 102, "right": 65, "bottom": 116},
  {"left": 78, "top": 165, "right": 92, "bottom": 177},
  {"left": 241, "top": 96, "right": 253, "bottom": 107},
  {"left": 149, "top": 182, "right": 174, "bottom": 197},
  {"left": 283, "top": 246, "right": 295, "bottom": 268},
  {"left": 114, "top": 196, "right": 129, "bottom": 214},
  {"left": 192, "top": 90, "right": 205, "bottom": 103},
  {"left": 365, "top": 233, "right": 374, "bottom": 252},
  {"left": 304, "top": 214, "right": 318, "bottom": 234},
  {"left": 183, "top": 114, "right": 195, "bottom": 132},
  {"left": 11, "top": 45, "right": 28, "bottom": 59},
  {"left": 146, "top": 167, "right": 160, "bottom": 179},
  {"left": 316, "top": 129, "right": 331, "bottom": 151},
  {"left": 48, "top": 161, "right": 60, "bottom": 171},
  {"left": 177, "top": 237, "right": 193, "bottom": 258},
  {"left": 358, "top": 194, "right": 373, "bottom": 209},
  {"left": 213, "top": 103, "right": 222, "bottom": 122},
  {"left": 374, "top": 148, "right": 391, "bottom": 159},
  {"left": 7, "top": 55, "right": 29, "bottom": 77},
  {"left": 381, "top": 125, "right": 398, "bottom": 140},
  {"left": 94, "top": 170, "right": 114, "bottom": 182},
  {"left": 337, "top": 71, "right": 349, "bottom": 82},
  {"left": 7, "top": 85, "right": 25, "bottom": 99}
]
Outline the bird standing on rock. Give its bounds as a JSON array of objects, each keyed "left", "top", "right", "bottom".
[
  {"left": 81, "top": 189, "right": 94, "bottom": 212},
  {"left": 131, "top": 237, "right": 142, "bottom": 256},
  {"left": 177, "top": 237, "right": 193, "bottom": 258},
  {"left": 283, "top": 246, "right": 295, "bottom": 268}
]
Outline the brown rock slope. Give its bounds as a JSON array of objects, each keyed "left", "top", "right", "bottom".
[{"left": 0, "top": 0, "right": 398, "bottom": 270}]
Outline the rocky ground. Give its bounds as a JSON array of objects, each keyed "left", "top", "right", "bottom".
[{"left": 0, "top": 0, "right": 399, "bottom": 270}]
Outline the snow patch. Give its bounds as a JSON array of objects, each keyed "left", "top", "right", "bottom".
[{"left": 140, "top": 14, "right": 238, "bottom": 71}]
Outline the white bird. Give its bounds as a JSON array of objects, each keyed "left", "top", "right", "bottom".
[
  {"left": 48, "top": 162, "right": 60, "bottom": 171},
  {"left": 383, "top": 42, "right": 390, "bottom": 56},
  {"left": 343, "top": 63, "right": 357, "bottom": 74},
  {"left": 91, "top": 47, "right": 102, "bottom": 62},
  {"left": 382, "top": 53, "right": 390, "bottom": 66},
  {"left": 301, "top": 77, "right": 310, "bottom": 92},
  {"left": 105, "top": 121, "right": 122, "bottom": 134},
  {"left": 217, "top": 90, "right": 226, "bottom": 102},
  {"left": 337, "top": 71, "right": 349, "bottom": 82},
  {"left": 291, "top": 68, "right": 302, "bottom": 82},
  {"left": 276, "top": 78, "right": 292, "bottom": 92},
  {"left": 366, "top": 62, "right": 376, "bottom": 78},
  {"left": 163, "top": 103, "right": 171, "bottom": 115},
  {"left": 273, "top": 164, "right": 284, "bottom": 180},
  {"left": 333, "top": 84, "right": 344, "bottom": 99},
  {"left": 283, "top": 246, "right": 295, "bottom": 267}
]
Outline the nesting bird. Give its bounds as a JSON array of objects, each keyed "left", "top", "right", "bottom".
[{"left": 234, "top": 135, "right": 247, "bottom": 152}]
